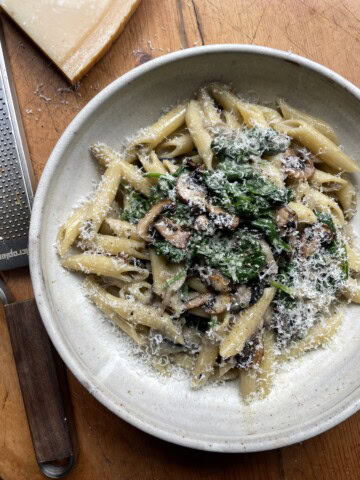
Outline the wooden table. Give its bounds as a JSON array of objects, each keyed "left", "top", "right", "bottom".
[{"left": 1, "top": 1, "right": 360, "bottom": 478}]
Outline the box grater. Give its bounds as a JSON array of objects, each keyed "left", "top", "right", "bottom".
[{"left": 0, "top": 20, "right": 35, "bottom": 270}]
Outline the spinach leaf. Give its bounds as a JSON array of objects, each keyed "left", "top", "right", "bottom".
[
  {"left": 211, "top": 126, "right": 290, "bottom": 163},
  {"left": 217, "top": 158, "right": 254, "bottom": 180},
  {"left": 251, "top": 217, "right": 291, "bottom": 252},
  {"left": 314, "top": 211, "right": 348, "bottom": 280},
  {"left": 153, "top": 240, "right": 190, "bottom": 263},
  {"left": 120, "top": 188, "right": 150, "bottom": 224},
  {"left": 203, "top": 166, "right": 293, "bottom": 219},
  {"left": 196, "top": 232, "right": 266, "bottom": 283}
]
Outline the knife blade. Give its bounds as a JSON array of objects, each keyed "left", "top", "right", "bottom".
[{"left": 0, "top": 18, "right": 75, "bottom": 478}]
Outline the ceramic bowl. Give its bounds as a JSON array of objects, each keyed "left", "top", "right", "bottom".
[{"left": 29, "top": 45, "right": 360, "bottom": 452}]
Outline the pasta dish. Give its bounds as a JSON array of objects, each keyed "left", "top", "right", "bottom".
[{"left": 57, "top": 83, "right": 360, "bottom": 402}]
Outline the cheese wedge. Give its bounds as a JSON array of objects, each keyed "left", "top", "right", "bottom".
[{"left": 1, "top": 0, "right": 142, "bottom": 84}]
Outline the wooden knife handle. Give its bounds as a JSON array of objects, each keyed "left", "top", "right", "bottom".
[{"left": 4, "top": 298, "right": 75, "bottom": 478}]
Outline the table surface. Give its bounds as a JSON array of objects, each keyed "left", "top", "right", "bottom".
[{"left": 1, "top": 0, "right": 360, "bottom": 478}]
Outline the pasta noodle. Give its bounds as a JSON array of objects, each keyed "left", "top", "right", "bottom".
[
  {"left": 273, "top": 119, "right": 360, "bottom": 173},
  {"left": 336, "top": 178, "right": 357, "bottom": 219},
  {"left": 157, "top": 134, "right": 194, "bottom": 159},
  {"left": 129, "top": 103, "right": 187, "bottom": 151},
  {"left": 82, "top": 234, "right": 149, "bottom": 260},
  {"left": 57, "top": 203, "right": 89, "bottom": 257},
  {"left": 103, "top": 218, "right": 142, "bottom": 241},
  {"left": 220, "top": 288, "right": 276, "bottom": 359},
  {"left": 84, "top": 276, "right": 148, "bottom": 346},
  {"left": 62, "top": 254, "right": 149, "bottom": 282},
  {"left": 197, "top": 87, "right": 223, "bottom": 126},
  {"left": 277, "top": 97, "right": 339, "bottom": 144},
  {"left": 58, "top": 83, "right": 359, "bottom": 404},
  {"left": 287, "top": 201, "right": 317, "bottom": 224},
  {"left": 185, "top": 100, "right": 214, "bottom": 169},
  {"left": 278, "top": 312, "right": 342, "bottom": 362},
  {"left": 309, "top": 169, "right": 347, "bottom": 192}
]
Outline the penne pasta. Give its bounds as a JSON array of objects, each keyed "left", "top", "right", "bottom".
[
  {"left": 257, "top": 330, "right": 276, "bottom": 399},
  {"left": 91, "top": 143, "right": 152, "bottom": 197},
  {"left": 86, "top": 277, "right": 184, "bottom": 344},
  {"left": 277, "top": 97, "right": 339, "bottom": 144},
  {"left": 309, "top": 169, "right": 347, "bottom": 192},
  {"left": 157, "top": 134, "right": 194, "bottom": 158},
  {"left": 129, "top": 103, "right": 187, "bottom": 151},
  {"left": 103, "top": 218, "right": 142, "bottom": 241},
  {"left": 239, "top": 368, "right": 258, "bottom": 403},
  {"left": 162, "top": 159, "right": 179, "bottom": 174},
  {"left": 150, "top": 249, "right": 186, "bottom": 296},
  {"left": 61, "top": 254, "right": 149, "bottom": 282},
  {"left": 185, "top": 100, "right": 214, "bottom": 169},
  {"left": 336, "top": 178, "right": 357, "bottom": 219},
  {"left": 346, "top": 244, "right": 360, "bottom": 277},
  {"left": 260, "top": 161, "right": 285, "bottom": 188},
  {"left": 57, "top": 203, "right": 89, "bottom": 257},
  {"left": 197, "top": 87, "right": 223, "bottom": 126},
  {"left": 342, "top": 278, "right": 360, "bottom": 303},
  {"left": 86, "top": 152, "right": 124, "bottom": 233},
  {"left": 171, "top": 352, "right": 196, "bottom": 372},
  {"left": 118, "top": 280, "right": 152, "bottom": 304},
  {"left": 257, "top": 105, "right": 282, "bottom": 124},
  {"left": 82, "top": 234, "right": 149, "bottom": 260},
  {"left": 273, "top": 119, "right": 360, "bottom": 173},
  {"left": 223, "top": 109, "right": 242, "bottom": 129},
  {"left": 287, "top": 201, "right": 317, "bottom": 224},
  {"left": 209, "top": 83, "right": 268, "bottom": 127},
  {"left": 84, "top": 276, "right": 148, "bottom": 346},
  {"left": 303, "top": 187, "right": 345, "bottom": 225},
  {"left": 278, "top": 312, "right": 342, "bottom": 362},
  {"left": 220, "top": 288, "right": 276, "bottom": 359},
  {"left": 137, "top": 150, "right": 167, "bottom": 177},
  {"left": 192, "top": 339, "right": 219, "bottom": 388}
]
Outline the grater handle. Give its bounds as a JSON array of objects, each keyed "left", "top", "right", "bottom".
[{"left": 4, "top": 298, "right": 75, "bottom": 478}]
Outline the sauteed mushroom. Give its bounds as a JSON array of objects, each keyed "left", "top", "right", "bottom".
[
  {"left": 230, "top": 285, "right": 252, "bottom": 313},
  {"left": 176, "top": 173, "right": 207, "bottom": 210},
  {"left": 282, "top": 148, "right": 315, "bottom": 180},
  {"left": 299, "top": 223, "right": 334, "bottom": 258},
  {"left": 208, "top": 271, "right": 230, "bottom": 292},
  {"left": 184, "top": 294, "right": 213, "bottom": 311},
  {"left": 275, "top": 206, "right": 297, "bottom": 236},
  {"left": 204, "top": 293, "right": 232, "bottom": 314},
  {"left": 207, "top": 204, "right": 240, "bottom": 230},
  {"left": 154, "top": 216, "right": 191, "bottom": 249},
  {"left": 137, "top": 199, "right": 173, "bottom": 242},
  {"left": 194, "top": 215, "right": 210, "bottom": 232}
]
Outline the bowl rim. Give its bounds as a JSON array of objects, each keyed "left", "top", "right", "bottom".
[{"left": 29, "top": 44, "right": 360, "bottom": 452}]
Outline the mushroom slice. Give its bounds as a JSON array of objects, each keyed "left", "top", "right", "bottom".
[
  {"left": 176, "top": 173, "right": 207, "bottom": 210},
  {"left": 281, "top": 148, "right": 315, "bottom": 180},
  {"left": 208, "top": 271, "right": 230, "bottom": 292},
  {"left": 184, "top": 293, "right": 214, "bottom": 311},
  {"left": 275, "top": 206, "right": 297, "bottom": 234},
  {"left": 154, "top": 216, "right": 191, "bottom": 249},
  {"left": 194, "top": 215, "right": 210, "bottom": 232},
  {"left": 230, "top": 285, "right": 252, "bottom": 313},
  {"left": 299, "top": 223, "right": 334, "bottom": 258},
  {"left": 204, "top": 293, "right": 232, "bottom": 314},
  {"left": 137, "top": 199, "right": 173, "bottom": 242},
  {"left": 236, "top": 330, "right": 264, "bottom": 369},
  {"left": 207, "top": 204, "right": 240, "bottom": 230}
]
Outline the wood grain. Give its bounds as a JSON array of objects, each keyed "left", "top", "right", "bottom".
[{"left": 1, "top": 0, "right": 360, "bottom": 479}]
